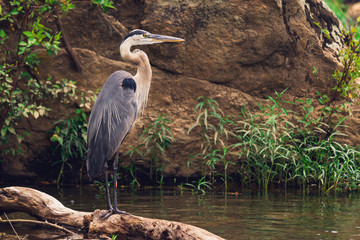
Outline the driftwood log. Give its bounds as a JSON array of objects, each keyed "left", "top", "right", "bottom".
[{"left": 0, "top": 186, "right": 224, "bottom": 240}]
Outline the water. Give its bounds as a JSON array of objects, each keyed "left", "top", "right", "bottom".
[{"left": 1, "top": 185, "right": 360, "bottom": 239}]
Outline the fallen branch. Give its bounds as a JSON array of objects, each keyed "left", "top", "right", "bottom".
[
  {"left": 0, "top": 218, "right": 75, "bottom": 235},
  {"left": 3, "top": 212, "right": 20, "bottom": 240},
  {"left": 0, "top": 187, "right": 224, "bottom": 240}
]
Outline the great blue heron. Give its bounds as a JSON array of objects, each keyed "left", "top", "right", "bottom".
[{"left": 86, "top": 29, "right": 184, "bottom": 217}]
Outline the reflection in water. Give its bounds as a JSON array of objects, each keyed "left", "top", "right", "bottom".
[{"left": 1, "top": 185, "right": 360, "bottom": 239}]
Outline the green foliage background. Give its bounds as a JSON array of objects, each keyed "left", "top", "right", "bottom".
[{"left": 0, "top": 0, "right": 111, "bottom": 180}]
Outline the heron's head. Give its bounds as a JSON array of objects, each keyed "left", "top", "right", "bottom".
[{"left": 121, "top": 29, "right": 184, "bottom": 46}]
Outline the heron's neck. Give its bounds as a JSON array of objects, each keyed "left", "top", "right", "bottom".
[{"left": 120, "top": 43, "right": 152, "bottom": 113}]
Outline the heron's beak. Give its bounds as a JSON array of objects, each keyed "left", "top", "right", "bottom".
[{"left": 150, "top": 34, "right": 185, "bottom": 43}]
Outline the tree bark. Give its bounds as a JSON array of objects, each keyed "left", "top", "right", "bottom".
[{"left": 0, "top": 186, "right": 224, "bottom": 240}]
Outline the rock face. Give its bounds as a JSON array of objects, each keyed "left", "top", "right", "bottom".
[
  {"left": 143, "top": 0, "right": 342, "bottom": 96},
  {"left": 1, "top": 0, "right": 344, "bottom": 179}
]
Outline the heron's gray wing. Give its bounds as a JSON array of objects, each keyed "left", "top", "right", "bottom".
[{"left": 86, "top": 71, "right": 138, "bottom": 178}]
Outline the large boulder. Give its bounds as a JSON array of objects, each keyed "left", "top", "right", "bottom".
[
  {"left": 61, "top": 0, "right": 343, "bottom": 99},
  {"left": 1, "top": 0, "right": 345, "bottom": 179},
  {"left": 142, "top": 0, "right": 342, "bottom": 97}
]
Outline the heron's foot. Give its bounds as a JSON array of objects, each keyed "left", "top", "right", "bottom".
[
  {"left": 112, "top": 208, "right": 130, "bottom": 215},
  {"left": 100, "top": 209, "right": 112, "bottom": 219},
  {"left": 100, "top": 208, "right": 131, "bottom": 219}
]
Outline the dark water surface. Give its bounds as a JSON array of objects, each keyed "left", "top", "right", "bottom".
[{"left": 1, "top": 185, "right": 360, "bottom": 239}]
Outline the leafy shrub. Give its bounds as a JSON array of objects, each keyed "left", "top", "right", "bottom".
[
  {"left": 0, "top": 0, "right": 73, "bottom": 156},
  {"left": 233, "top": 89, "right": 360, "bottom": 192},
  {"left": 187, "top": 96, "right": 234, "bottom": 181},
  {"left": 50, "top": 90, "right": 97, "bottom": 187},
  {"left": 0, "top": 0, "right": 113, "bottom": 157},
  {"left": 51, "top": 108, "right": 87, "bottom": 187},
  {"left": 127, "top": 114, "right": 175, "bottom": 184}
]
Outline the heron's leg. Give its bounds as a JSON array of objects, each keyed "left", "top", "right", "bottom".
[
  {"left": 103, "top": 166, "right": 112, "bottom": 210},
  {"left": 100, "top": 153, "right": 129, "bottom": 219},
  {"left": 112, "top": 152, "right": 128, "bottom": 214},
  {"left": 100, "top": 164, "right": 114, "bottom": 219}
]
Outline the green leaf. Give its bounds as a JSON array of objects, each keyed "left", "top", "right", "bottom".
[
  {"left": 51, "top": 134, "right": 63, "bottom": 145},
  {"left": 82, "top": 112, "right": 86, "bottom": 121},
  {"left": 351, "top": 26, "right": 357, "bottom": 34},
  {"left": 10, "top": 8, "right": 19, "bottom": 15},
  {"left": 307, "top": 106, "right": 314, "bottom": 113},
  {"left": 8, "top": 127, "right": 16, "bottom": 135},
  {"left": 38, "top": 108, "right": 46, "bottom": 116},
  {"left": 1, "top": 127, "right": 7, "bottom": 137},
  {"left": 4, "top": 118, "right": 10, "bottom": 126},
  {"left": 27, "top": 37, "right": 37, "bottom": 46},
  {"left": 34, "top": 111, "right": 39, "bottom": 119},
  {"left": 306, "top": 98, "right": 312, "bottom": 106},
  {"left": 23, "top": 31, "right": 33, "bottom": 37},
  {"left": 0, "top": 29, "right": 5, "bottom": 38},
  {"left": 54, "top": 31, "right": 62, "bottom": 41},
  {"left": 18, "top": 46, "right": 28, "bottom": 55},
  {"left": 17, "top": 134, "right": 23, "bottom": 144},
  {"left": 313, "top": 67, "right": 318, "bottom": 75}
]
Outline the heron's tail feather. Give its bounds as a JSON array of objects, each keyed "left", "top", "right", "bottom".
[{"left": 86, "top": 147, "right": 106, "bottom": 180}]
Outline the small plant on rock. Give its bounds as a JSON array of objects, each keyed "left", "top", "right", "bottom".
[
  {"left": 188, "top": 96, "right": 234, "bottom": 181},
  {"left": 127, "top": 113, "right": 175, "bottom": 184}
]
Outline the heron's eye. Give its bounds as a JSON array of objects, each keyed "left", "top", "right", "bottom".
[{"left": 143, "top": 34, "right": 148, "bottom": 38}]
